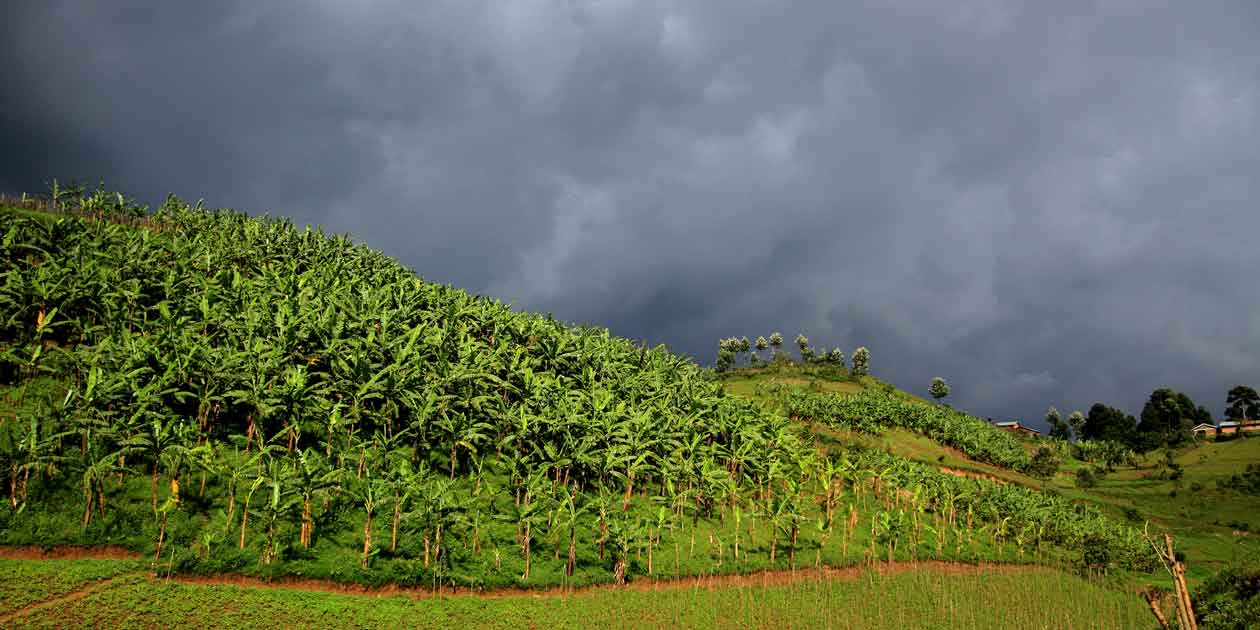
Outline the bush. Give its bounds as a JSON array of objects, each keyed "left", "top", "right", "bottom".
[
  {"left": 1194, "top": 564, "right": 1260, "bottom": 630},
  {"left": 1075, "top": 467, "right": 1097, "bottom": 488},
  {"left": 1028, "top": 446, "right": 1061, "bottom": 480}
]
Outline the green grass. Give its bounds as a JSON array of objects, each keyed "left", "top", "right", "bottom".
[
  {"left": 0, "top": 558, "right": 142, "bottom": 616},
  {"left": 2, "top": 559, "right": 1152, "bottom": 629}
]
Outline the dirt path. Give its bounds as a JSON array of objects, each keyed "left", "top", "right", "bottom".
[
  {"left": 0, "top": 546, "right": 1039, "bottom": 602},
  {"left": 0, "top": 574, "right": 138, "bottom": 625},
  {"left": 938, "top": 466, "right": 1006, "bottom": 484},
  {"left": 0, "top": 545, "right": 141, "bottom": 560},
  {"left": 171, "top": 560, "right": 1034, "bottom": 600}
]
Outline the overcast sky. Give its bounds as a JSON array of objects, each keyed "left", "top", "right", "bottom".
[{"left": 4, "top": 1, "right": 1259, "bottom": 428}]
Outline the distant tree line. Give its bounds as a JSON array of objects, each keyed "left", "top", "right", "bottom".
[
  {"left": 1043, "top": 384, "right": 1260, "bottom": 453},
  {"left": 714, "top": 332, "right": 869, "bottom": 376}
]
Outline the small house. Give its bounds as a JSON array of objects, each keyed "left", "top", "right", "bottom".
[
  {"left": 993, "top": 421, "right": 1041, "bottom": 438},
  {"left": 1192, "top": 423, "right": 1217, "bottom": 439},
  {"left": 1218, "top": 421, "right": 1260, "bottom": 436}
]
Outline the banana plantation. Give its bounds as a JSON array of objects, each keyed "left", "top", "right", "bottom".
[
  {"left": 784, "top": 389, "right": 1033, "bottom": 470},
  {"left": 0, "top": 195, "right": 1154, "bottom": 588}
]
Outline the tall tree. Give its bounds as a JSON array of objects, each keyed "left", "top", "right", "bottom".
[
  {"left": 929, "top": 377, "right": 950, "bottom": 401},
  {"left": 1137, "top": 388, "right": 1202, "bottom": 449},
  {"left": 1225, "top": 386, "right": 1260, "bottom": 423},
  {"left": 1080, "top": 403, "right": 1137, "bottom": 446},
  {"left": 769, "top": 332, "right": 784, "bottom": 358},
  {"left": 754, "top": 336, "right": 768, "bottom": 362},
  {"left": 1045, "top": 407, "right": 1070, "bottom": 440},
  {"left": 795, "top": 334, "right": 811, "bottom": 362},
  {"left": 851, "top": 346, "right": 870, "bottom": 376},
  {"left": 1068, "top": 410, "right": 1085, "bottom": 440}
]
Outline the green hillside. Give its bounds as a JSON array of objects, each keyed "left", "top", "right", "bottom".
[
  {"left": 721, "top": 367, "right": 1260, "bottom": 585},
  {"left": 0, "top": 194, "right": 1153, "bottom": 590}
]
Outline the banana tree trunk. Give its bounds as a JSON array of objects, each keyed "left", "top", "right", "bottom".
[
  {"left": 522, "top": 521, "right": 531, "bottom": 580},
  {"left": 391, "top": 503, "right": 400, "bottom": 553},
  {"left": 302, "top": 497, "right": 313, "bottom": 548},
  {"left": 566, "top": 526, "right": 576, "bottom": 576},
  {"left": 239, "top": 507, "right": 249, "bottom": 549},
  {"left": 361, "top": 510, "right": 373, "bottom": 568},
  {"left": 154, "top": 512, "right": 168, "bottom": 562}
]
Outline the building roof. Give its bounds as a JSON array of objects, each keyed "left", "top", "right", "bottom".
[
  {"left": 1192, "top": 423, "right": 1216, "bottom": 430},
  {"left": 994, "top": 421, "right": 1018, "bottom": 427}
]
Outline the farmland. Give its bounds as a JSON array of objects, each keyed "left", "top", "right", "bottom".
[
  {"left": 718, "top": 367, "right": 1260, "bottom": 586},
  {"left": 0, "top": 556, "right": 1151, "bottom": 629},
  {"left": 0, "top": 191, "right": 1252, "bottom": 627}
]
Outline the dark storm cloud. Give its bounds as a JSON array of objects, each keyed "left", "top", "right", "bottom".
[{"left": 4, "top": 1, "right": 1259, "bottom": 427}]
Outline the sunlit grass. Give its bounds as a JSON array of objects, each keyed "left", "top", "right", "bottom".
[{"left": 5, "top": 561, "right": 1151, "bottom": 629}]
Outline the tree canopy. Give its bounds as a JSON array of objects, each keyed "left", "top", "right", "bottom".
[
  {"left": 1080, "top": 403, "right": 1137, "bottom": 446},
  {"left": 1226, "top": 385, "right": 1260, "bottom": 423},
  {"left": 1137, "top": 388, "right": 1207, "bottom": 449}
]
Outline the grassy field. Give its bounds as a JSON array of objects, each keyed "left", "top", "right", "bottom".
[
  {"left": 0, "top": 557, "right": 143, "bottom": 617},
  {"left": 0, "top": 557, "right": 1151, "bottom": 629}
]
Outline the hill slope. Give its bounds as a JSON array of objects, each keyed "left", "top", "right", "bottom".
[{"left": 1, "top": 194, "right": 1150, "bottom": 591}]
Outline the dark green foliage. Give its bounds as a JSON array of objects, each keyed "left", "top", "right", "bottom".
[
  {"left": 1194, "top": 564, "right": 1260, "bottom": 630},
  {"left": 1074, "top": 467, "right": 1097, "bottom": 488},
  {"left": 929, "top": 378, "right": 949, "bottom": 401},
  {"left": 1219, "top": 464, "right": 1260, "bottom": 496},
  {"left": 1137, "top": 388, "right": 1208, "bottom": 450},
  {"left": 1226, "top": 386, "right": 1260, "bottom": 423},
  {"left": 1080, "top": 403, "right": 1138, "bottom": 447},
  {"left": 1027, "top": 446, "right": 1060, "bottom": 480}
]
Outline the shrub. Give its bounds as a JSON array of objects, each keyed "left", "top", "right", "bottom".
[
  {"left": 1075, "top": 467, "right": 1097, "bottom": 488},
  {"left": 1028, "top": 446, "right": 1061, "bottom": 480},
  {"left": 1194, "top": 564, "right": 1260, "bottom": 630}
]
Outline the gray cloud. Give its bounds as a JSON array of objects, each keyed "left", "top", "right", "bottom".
[{"left": 4, "top": 1, "right": 1259, "bottom": 428}]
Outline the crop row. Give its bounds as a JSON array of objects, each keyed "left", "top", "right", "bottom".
[{"left": 784, "top": 390, "right": 1032, "bottom": 471}]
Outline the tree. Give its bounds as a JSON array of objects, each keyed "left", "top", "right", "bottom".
[
  {"left": 1080, "top": 403, "right": 1137, "bottom": 446},
  {"left": 1028, "top": 446, "right": 1061, "bottom": 480},
  {"left": 769, "top": 332, "right": 784, "bottom": 357},
  {"left": 1138, "top": 388, "right": 1203, "bottom": 450},
  {"left": 825, "top": 348, "right": 845, "bottom": 367},
  {"left": 795, "top": 334, "right": 811, "bottom": 362},
  {"left": 1068, "top": 410, "right": 1085, "bottom": 440},
  {"left": 1226, "top": 386, "right": 1260, "bottom": 423},
  {"left": 851, "top": 347, "right": 870, "bottom": 376},
  {"left": 755, "top": 336, "right": 768, "bottom": 362},
  {"left": 1046, "top": 407, "right": 1071, "bottom": 440},
  {"left": 929, "top": 377, "right": 950, "bottom": 401}
]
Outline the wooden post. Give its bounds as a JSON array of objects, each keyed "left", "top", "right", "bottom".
[
  {"left": 1165, "top": 534, "right": 1197, "bottom": 630},
  {"left": 1144, "top": 524, "right": 1197, "bottom": 630},
  {"left": 1142, "top": 587, "right": 1171, "bottom": 630}
]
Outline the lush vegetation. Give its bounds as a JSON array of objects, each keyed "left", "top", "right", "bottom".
[
  {"left": 782, "top": 389, "right": 1033, "bottom": 471},
  {"left": 0, "top": 194, "right": 1160, "bottom": 591},
  {"left": 0, "top": 557, "right": 1153, "bottom": 629},
  {"left": 1194, "top": 563, "right": 1260, "bottom": 630}
]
